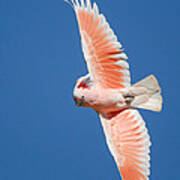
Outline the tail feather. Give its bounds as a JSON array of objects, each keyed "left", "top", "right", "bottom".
[
  {"left": 136, "top": 91, "right": 162, "bottom": 112},
  {"left": 132, "top": 75, "right": 162, "bottom": 112},
  {"left": 133, "top": 74, "right": 161, "bottom": 93}
]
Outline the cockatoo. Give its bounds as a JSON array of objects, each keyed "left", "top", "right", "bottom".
[{"left": 66, "top": 0, "right": 162, "bottom": 179}]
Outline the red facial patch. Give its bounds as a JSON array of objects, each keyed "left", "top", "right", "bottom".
[{"left": 77, "top": 81, "right": 88, "bottom": 89}]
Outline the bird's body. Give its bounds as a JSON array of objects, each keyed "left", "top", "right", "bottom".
[
  {"left": 74, "top": 74, "right": 160, "bottom": 117},
  {"left": 66, "top": 0, "right": 162, "bottom": 179},
  {"left": 74, "top": 79, "right": 126, "bottom": 113}
]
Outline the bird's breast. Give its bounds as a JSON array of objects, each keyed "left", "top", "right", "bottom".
[{"left": 89, "top": 89, "right": 126, "bottom": 113}]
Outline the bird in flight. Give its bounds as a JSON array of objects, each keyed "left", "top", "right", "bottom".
[{"left": 66, "top": 0, "right": 162, "bottom": 179}]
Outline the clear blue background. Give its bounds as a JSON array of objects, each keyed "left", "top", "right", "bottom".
[{"left": 0, "top": 0, "right": 179, "bottom": 179}]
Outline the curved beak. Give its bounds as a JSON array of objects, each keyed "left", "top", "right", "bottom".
[{"left": 73, "top": 97, "right": 84, "bottom": 107}]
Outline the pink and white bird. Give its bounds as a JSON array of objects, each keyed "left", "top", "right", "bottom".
[{"left": 66, "top": 0, "right": 162, "bottom": 179}]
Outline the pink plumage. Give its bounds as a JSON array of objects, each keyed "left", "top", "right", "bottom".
[{"left": 66, "top": 0, "right": 163, "bottom": 179}]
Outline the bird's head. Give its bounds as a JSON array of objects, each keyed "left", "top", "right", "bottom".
[{"left": 73, "top": 75, "right": 93, "bottom": 107}]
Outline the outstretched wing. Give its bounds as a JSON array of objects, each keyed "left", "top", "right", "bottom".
[
  {"left": 70, "top": 0, "right": 130, "bottom": 89},
  {"left": 100, "top": 109, "right": 151, "bottom": 180}
]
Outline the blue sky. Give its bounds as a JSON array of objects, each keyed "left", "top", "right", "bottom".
[{"left": 0, "top": 0, "right": 180, "bottom": 179}]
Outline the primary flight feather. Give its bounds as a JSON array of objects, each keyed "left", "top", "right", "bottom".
[{"left": 66, "top": 0, "right": 162, "bottom": 179}]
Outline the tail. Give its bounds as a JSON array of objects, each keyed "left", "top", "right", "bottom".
[{"left": 131, "top": 75, "right": 162, "bottom": 112}]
